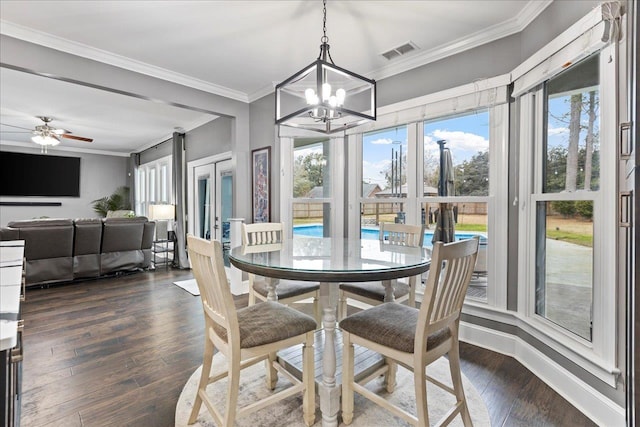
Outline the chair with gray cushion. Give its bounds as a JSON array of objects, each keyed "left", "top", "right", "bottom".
[
  {"left": 340, "top": 236, "right": 479, "bottom": 427},
  {"left": 186, "top": 235, "right": 316, "bottom": 427},
  {"left": 338, "top": 222, "right": 425, "bottom": 319},
  {"left": 242, "top": 222, "right": 321, "bottom": 323}
]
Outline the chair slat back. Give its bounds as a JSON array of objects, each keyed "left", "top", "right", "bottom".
[
  {"left": 242, "top": 222, "right": 285, "bottom": 246},
  {"left": 379, "top": 222, "right": 425, "bottom": 247},
  {"left": 187, "top": 235, "right": 239, "bottom": 342},
  {"left": 416, "top": 237, "right": 479, "bottom": 349}
]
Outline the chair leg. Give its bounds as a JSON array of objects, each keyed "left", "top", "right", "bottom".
[
  {"left": 408, "top": 277, "right": 416, "bottom": 307},
  {"left": 341, "top": 332, "right": 355, "bottom": 425},
  {"left": 313, "top": 293, "right": 322, "bottom": 326},
  {"left": 248, "top": 279, "right": 256, "bottom": 306},
  {"left": 449, "top": 336, "right": 473, "bottom": 426},
  {"left": 338, "top": 290, "right": 347, "bottom": 321},
  {"left": 188, "top": 336, "right": 215, "bottom": 424},
  {"left": 224, "top": 357, "right": 241, "bottom": 427},
  {"left": 265, "top": 352, "right": 278, "bottom": 390},
  {"left": 414, "top": 363, "right": 430, "bottom": 427},
  {"left": 303, "top": 332, "right": 316, "bottom": 426},
  {"left": 383, "top": 357, "right": 397, "bottom": 393}
]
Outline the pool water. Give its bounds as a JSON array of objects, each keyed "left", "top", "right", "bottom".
[{"left": 293, "top": 224, "right": 487, "bottom": 247}]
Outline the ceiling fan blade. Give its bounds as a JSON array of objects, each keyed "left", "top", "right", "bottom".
[
  {"left": 53, "top": 128, "right": 70, "bottom": 135},
  {"left": 61, "top": 134, "right": 93, "bottom": 142},
  {"left": 0, "top": 130, "right": 32, "bottom": 133},
  {"left": 0, "top": 122, "right": 34, "bottom": 131}
]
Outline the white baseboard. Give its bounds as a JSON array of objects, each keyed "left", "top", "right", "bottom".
[{"left": 459, "top": 322, "right": 625, "bottom": 427}]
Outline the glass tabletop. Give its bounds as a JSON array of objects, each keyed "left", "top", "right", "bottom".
[{"left": 229, "top": 237, "right": 431, "bottom": 283}]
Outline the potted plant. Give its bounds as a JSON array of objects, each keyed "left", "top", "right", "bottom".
[{"left": 92, "top": 186, "right": 133, "bottom": 217}]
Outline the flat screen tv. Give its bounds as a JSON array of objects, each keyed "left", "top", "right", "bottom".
[{"left": 0, "top": 151, "right": 81, "bottom": 197}]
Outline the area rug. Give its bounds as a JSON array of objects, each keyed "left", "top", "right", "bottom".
[
  {"left": 175, "top": 353, "right": 490, "bottom": 427},
  {"left": 172, "top": 278, "right": 200, "bottom": 296}
]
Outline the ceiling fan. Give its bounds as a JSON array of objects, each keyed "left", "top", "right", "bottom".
[{"left": 1, "top": 116, "right": 93, "bottom": 152}]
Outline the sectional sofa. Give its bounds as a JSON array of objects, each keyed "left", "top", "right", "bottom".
[{"left": 0, "top": 217, "right": 155, "bottom": 287}]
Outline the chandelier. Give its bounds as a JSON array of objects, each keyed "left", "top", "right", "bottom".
[{"left": 275, "top": 0, "right": 376, "bottom": 134}]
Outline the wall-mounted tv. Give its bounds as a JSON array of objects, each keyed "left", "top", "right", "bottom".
[{"left": 0, "top": 151, "right": 81, "bottom": 197}]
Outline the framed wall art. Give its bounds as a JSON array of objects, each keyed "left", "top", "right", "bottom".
[{"left": 251, "top": 146, "right": 271, "bottom": 223}]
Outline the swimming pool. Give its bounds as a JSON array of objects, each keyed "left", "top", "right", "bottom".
[{"left": 293, "top": 224, "right": 487, "bottom": 247}]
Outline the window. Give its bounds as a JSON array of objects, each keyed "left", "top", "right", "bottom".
[
  {"left": 518, "top": 43, "right": 618, "bottom": 377},
  {"left": 422, "top": 111, "right": 491, "bottom": 300},
  {"left": 135, "top": 155, "right": 172, "bottom": 217},
  {"left": 291, "top": 138, "right": 332, "bottom": 237},
  {"left": 351, "top": 98, "right": 507, "bottom": 306},
  {"left": 534, "top": 54, "right": 599, "bottom": 341},
  {"left": 360, "top": 126, "right": 409, "bottom": 232}
]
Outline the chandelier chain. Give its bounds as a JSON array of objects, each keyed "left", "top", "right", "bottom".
[{"left": 321, "top": 0, "right": 328, "bottom": 44}]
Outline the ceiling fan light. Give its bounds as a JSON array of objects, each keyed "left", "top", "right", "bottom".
[{"left": 32, "top": 134, "right": 60, "bottom": 146}]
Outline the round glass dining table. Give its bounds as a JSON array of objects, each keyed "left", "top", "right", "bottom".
[{"left": 229, "top": 237, "right": 431, "bottom": 427}]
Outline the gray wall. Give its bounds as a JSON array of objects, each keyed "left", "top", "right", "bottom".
[
  {"left": 0, "top": 145, "right": 127, "bottom": 225},
  {"left": 139, "top": 139, "right": 172, "bottom": 165},
  {"left": 185, "top": 116, "right": 233, "bottom": 163},
  {"left": 1, "top": 34, "right": 252, "bottom": 221}
]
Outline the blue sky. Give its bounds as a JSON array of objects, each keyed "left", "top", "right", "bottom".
[
  {"left": 362, "top": 111, "right": 490, "bottom": 187},
  {"left": 547, "top": 94, "right": 599, "bottom": 151}
]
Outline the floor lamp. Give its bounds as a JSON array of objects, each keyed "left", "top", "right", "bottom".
[{"left": 148, "top": 204, "right": 175, "bottom": 240}]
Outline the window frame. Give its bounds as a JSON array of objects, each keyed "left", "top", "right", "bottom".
[
  {"left": 516, "top": 42, "right": 619, "bottom": 384},
  {"left": 279, "top": 129, "right": 345, "bottom": 239},
  {"left": 347, "top": 80, "right": 510, "bottom": 309},
  {"left": 135, "top": 154, "right": 172, "bottom": 217}
]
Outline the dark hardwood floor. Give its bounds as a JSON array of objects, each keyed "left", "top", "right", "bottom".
[{"left": 20, "top": 269, "right": 595, "bottom": 427}]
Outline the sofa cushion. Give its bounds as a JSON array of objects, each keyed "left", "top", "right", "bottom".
[
  {"left": 74, "top": 219, "right": 102, "bottom": 255},
  {"left": 7, "top": 219, "right": 74, "bottom": 260},
  {"left": 102, "top": 218, "right": 147, "bottom": 252}
]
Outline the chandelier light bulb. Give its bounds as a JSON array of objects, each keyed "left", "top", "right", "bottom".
[
  {"left": 329, "top": 96, "right": 338, "bottom": 108},
  {"left": 305, "top": 88, "right": 316, "bottom": 105},
  {"left": 322, "top": 83, "right": 332, "bottom": 101},
  {"left": 336, "top": 88, "right": 346, "bottom": 105}
]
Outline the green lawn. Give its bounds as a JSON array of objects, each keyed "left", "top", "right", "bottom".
[{"left": 546, "top": 229, "right": 593, "bottom": 247}]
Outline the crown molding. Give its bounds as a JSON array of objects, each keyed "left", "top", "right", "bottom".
[
  {"left": 2, "top": 0, "right": 552, "bottom": 106},
  {"left": 247, "top": 1, "right": 552, "bottom": 102},
  {"left": 0, "top": 20, "right": 249, "bottom": 103},
  {"left": 0, "top": 139, "right": 132, "bottom": 157},
  {"left": 368, "top": 0, "right": 553, "bottom": 83}
]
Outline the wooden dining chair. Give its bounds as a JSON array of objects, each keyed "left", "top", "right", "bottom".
[
  {"left": 340, "top": 236, "right": 479, "bottom": 427},
  {"left": 186, "top": 235, "right": 316, "bottom": 427},
  {"left": 338, "top": 222, "right": 425, "bottom": 319},
  {"left": 242, "top": 222, "right": 321, "bottom": 323}
]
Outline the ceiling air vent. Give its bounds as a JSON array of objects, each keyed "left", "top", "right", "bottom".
[{"left": 381, "top": 41, "right": 419, "bottom": 61}]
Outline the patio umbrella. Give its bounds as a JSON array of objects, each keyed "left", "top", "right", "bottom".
[{"left": 432, "top": 141, "right": 456, "bottom": 243}]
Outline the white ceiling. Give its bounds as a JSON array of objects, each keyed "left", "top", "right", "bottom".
[{"left": 0, "top": 0, "right": 550, "bottom": 155}]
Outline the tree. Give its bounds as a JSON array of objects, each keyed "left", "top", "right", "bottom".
[
  {"left": 565, "top": 93, "right": 583, "bottom": 191},
  {"left": 584, "top": 90, "right": 597, "bottom": 190},
  {"left": 455, "top": 151, "right": 489, "bottom": 196},
  {"left": 293, "top": 152, "right": 325, "bottom": 197},
  {"left": 382, "top": 148, "right": 407, "bottom": 191}
]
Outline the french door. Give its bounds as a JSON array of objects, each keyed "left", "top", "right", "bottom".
[{"left": 188, "top": 155, "right": 233, "bottom": 243}]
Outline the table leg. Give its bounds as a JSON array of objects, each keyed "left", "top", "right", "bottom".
[
  {"left": 265, "top": 277, "right": 279, "bottom": 301},
  {"left": 382, "top": 279, "right": 396, "bottom": 303},
  {"left": 319, "top": 282, "right": 340, "bottom": 427},
  {"left": 265, "top": 277, "right": 279, "bottom": 388}
]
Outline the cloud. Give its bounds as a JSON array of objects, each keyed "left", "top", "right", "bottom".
[
  {"left": 426, "top": 130, "right": 488, "bottom": 152},
  {"left": 548, "top": 126, "right": 569, "bottom": 136},
  {"left": 370, "top": 138, "right": 394, "bottom": 145},
  {"left": 363, "top": 159, "right": 390, "bottom": 186}
]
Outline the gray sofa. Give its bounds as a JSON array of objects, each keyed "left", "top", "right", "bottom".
[{"left": 0, "top": 217, "right": 155, "bottom": 287}]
